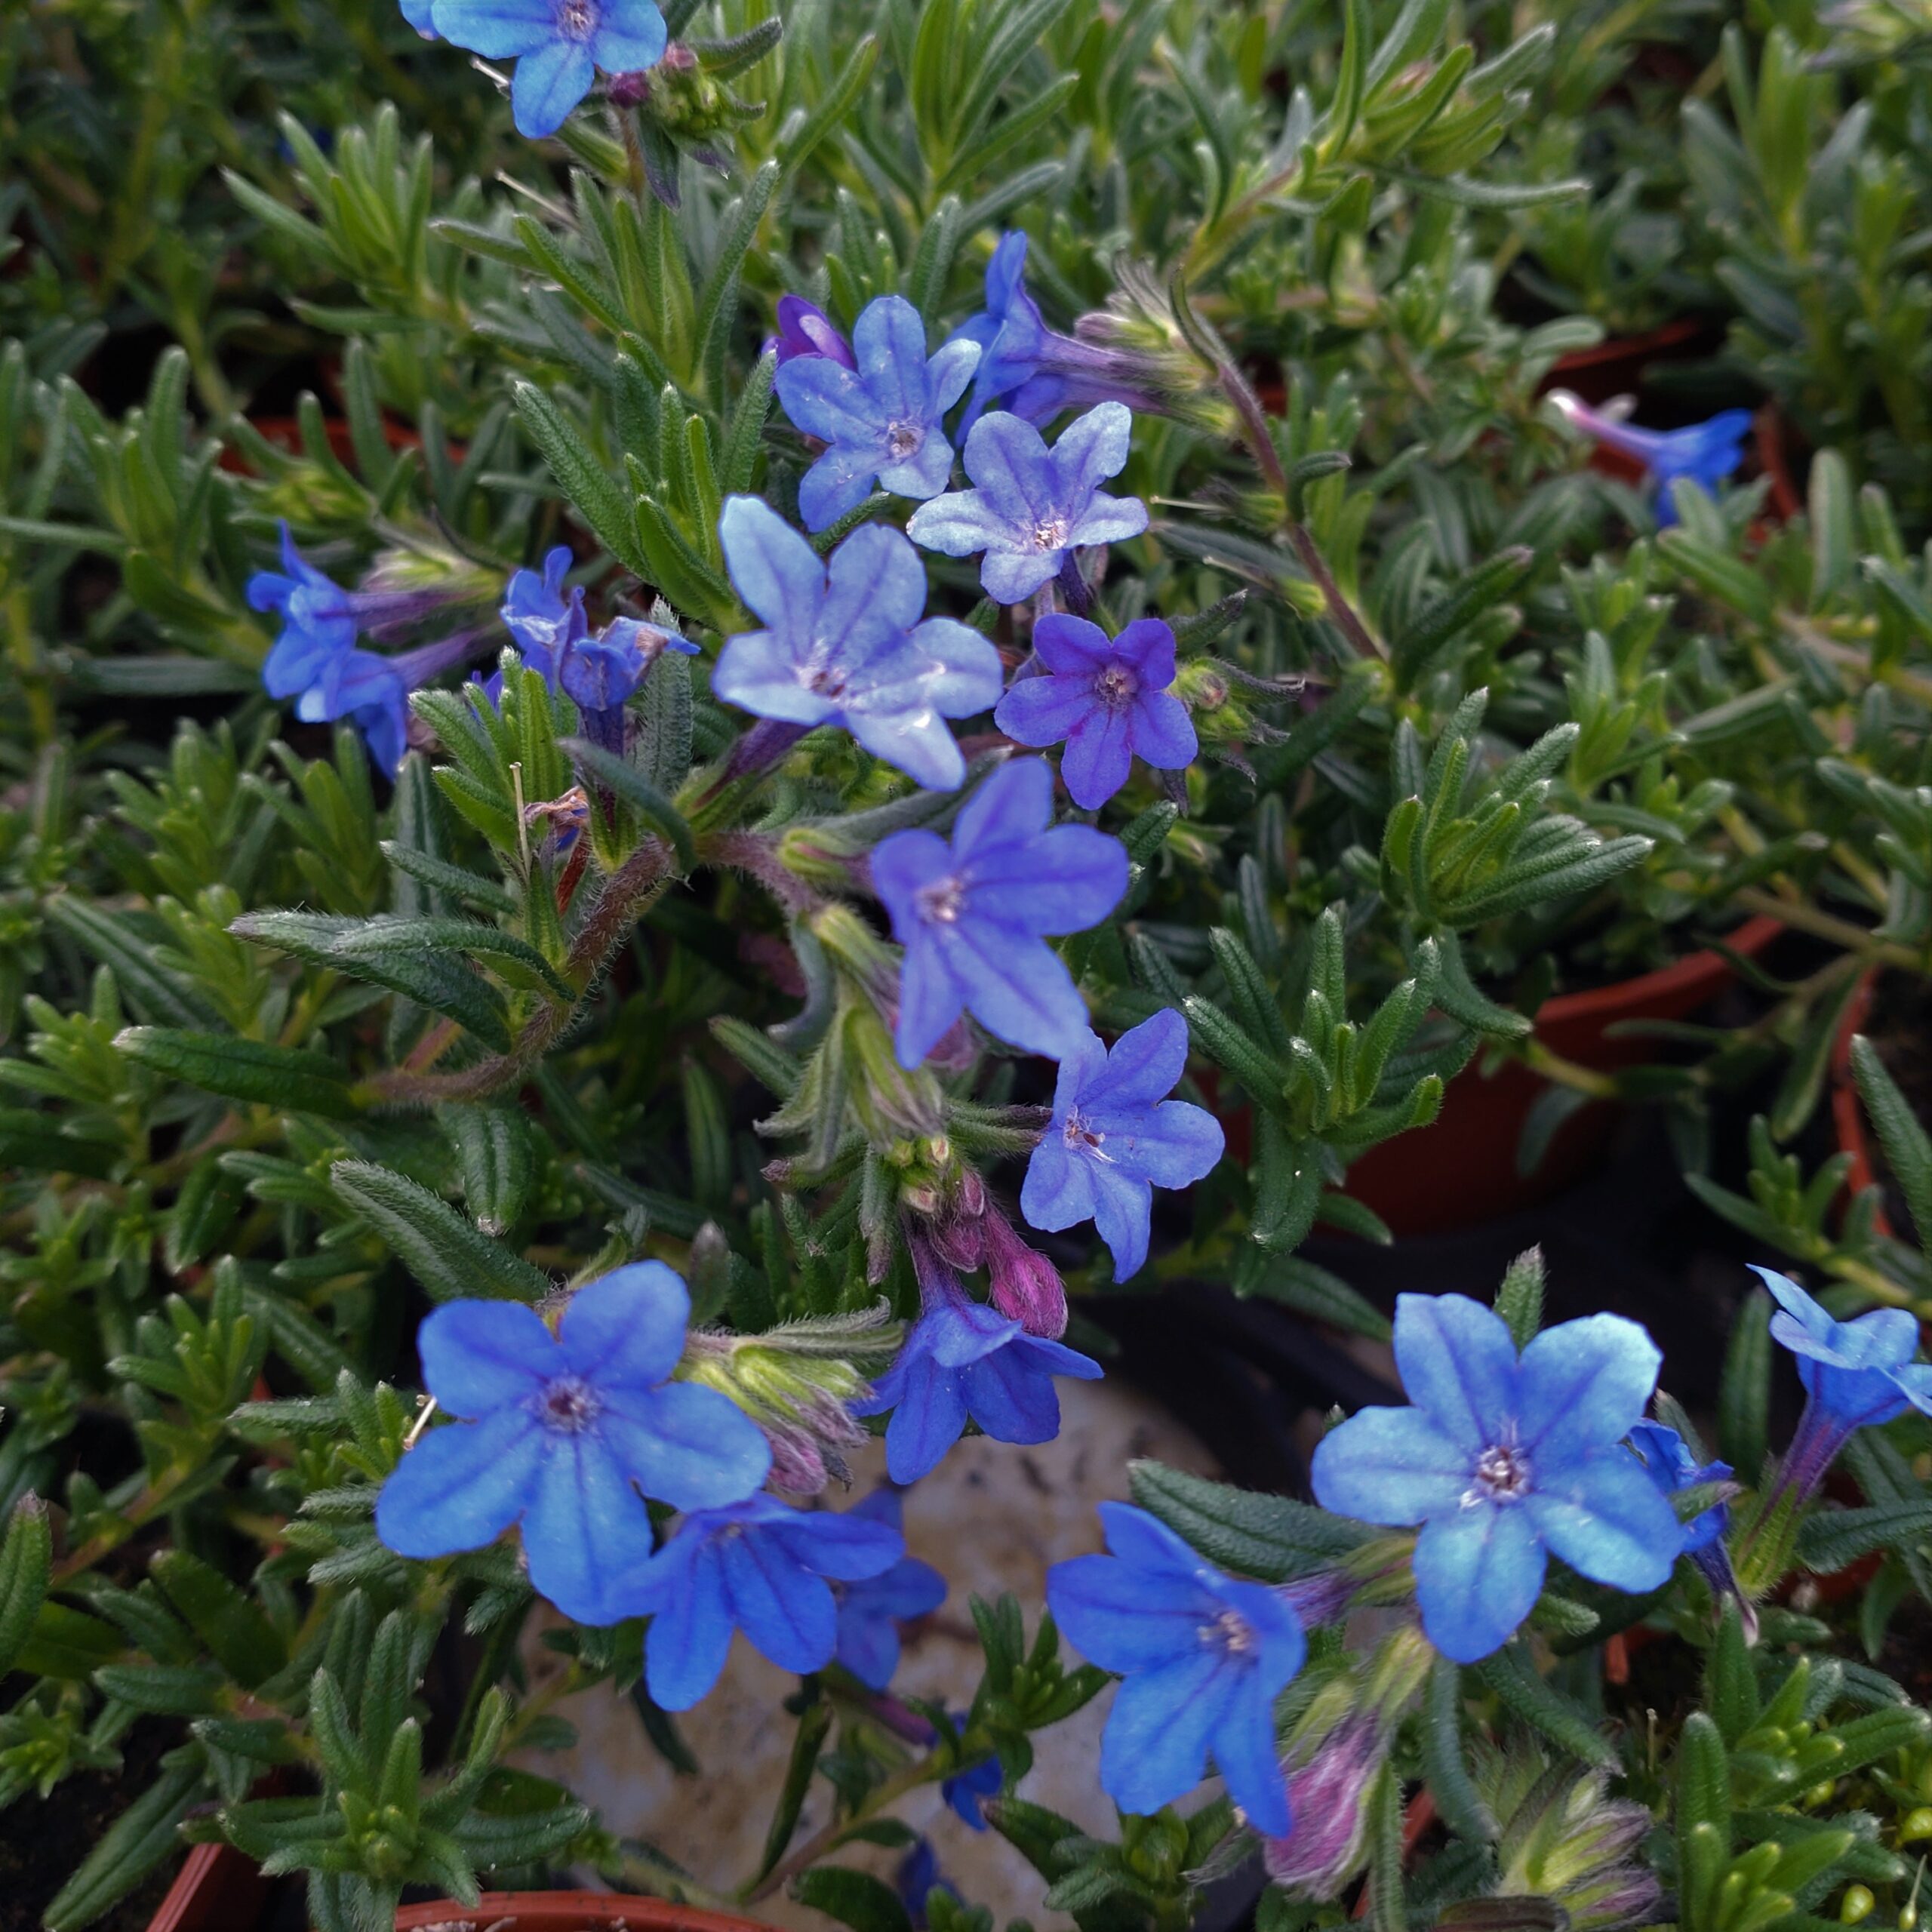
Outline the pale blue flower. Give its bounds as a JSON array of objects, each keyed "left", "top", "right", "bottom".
[{"left": 429, "top": 0, "right": 667, "bottom": 139}]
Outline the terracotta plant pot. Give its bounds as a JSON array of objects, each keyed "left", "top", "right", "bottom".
[
  {"left": 395, "top": 1894, "right": 770, "bottom": 1931},
  {"left": 1338, "top": 915, "right": 1786, "bottom": 1238},
  {"left": 143, "top": 1836, "right": 278, "bottom": 1932}
]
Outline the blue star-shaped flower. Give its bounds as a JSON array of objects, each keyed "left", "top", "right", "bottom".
[
  {"left": 854, "top": 1243, "right": 1103, "bottom": 1484},
  {"left": 376, "top": 1263, "right": 771, "bottom": 1626},
  {"left": 613, "top": 1493, "right": 906, "bottom": 1710},
  {"left": 500, "top": 546, "right": 578, "bottom": 682},
  {"left": 955, "top": 232, "right": 1054, "bottom": 428},
  {"left": 1755, "top": 1265, "right": 1932, "bottom": 1497},
  {"left": 1048, "top": 1501, "right": 1305, "bottom": 1836},
  {"left": 429, "top": 0, "right": 667, "bottom": 139},
  {"left": 773, "top": 294, "right": 981, "bottom": 532},
  {"left": 714, "top": 497, "right": 1003, "bottom": 792},
  {"left": 871, "top": 757, "right": 1130, "bottom": 1066},
  {"left": 1549, "top": 391, "right": 1754, "bottom": 528},
  {"left": 770, "top": 294, "right": 855, "bottom": 371},
  {"left": 832, "top": 1487, "right": 946, "bottom": 1690},
  {"left": 1626, "top": 1420, "right": 1730, "bottom": 1555},
  {"left": 1311, "top": 1294, "right": 1682, "bottom": 1663},
  {"left": 1020, "top": 1009, "right": 1224, "bottom": 1282},
  {"left": 995, "top": 614, "right": 1198, "bottom": 809},
  {"left": 906, "top": 403, "right": 1149, "bottom": 605},
  {"left": 249, "top": 524, "right": 359, "bottom": 700}
]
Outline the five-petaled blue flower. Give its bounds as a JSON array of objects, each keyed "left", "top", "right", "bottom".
[
  {"left": 250, "top": 525, "right": 358, "bottom": 700},
  {"left": 995, "top": 614, "right": 1198, "bottom": 809},
  {"left": 1548, "top": 390, "right": 1754, "bottom": 529},
  {"left": 1311, "top": 1294, "right": 1682, "bottom": 1664},
  {"left": 906, "top": 402, "right": 1149, "bottom": 605},
  {"left": 429, "top": 0, "right": 667, "bottom": 140},
  {"left": 871, "top": 757, "right": 1129, "bottom": 1066},
  {"left": 769, "top": 294, "right": 855, "bottom": 371},
  {"left": 714, "top": 497, "right": 1003, "bottom": 792},
  {"left": 773, "top": 294, "right": 981, "bottom": 532},
  {"left": 1627, "top": 1420, "right": 1730, "bottom": 1554},
  {"left": 1048, "top": 1501, "right": 1305, "bottom": 1837},
  {"left": 611, "top": 1493, "right": 906, "bottom": 1710},
  {"left": 1756, "top": 1265, "right": 1932, "bottom": 1499},
  {"left": 854, "top": 1238, "right": 1103, "bottom": 1484},
  {"left": 832, "top": 1487, "right": 947, "bottom": 1690},
  {"left": 1021, "top": 1008, "right": 1223, "bottom": 1282},
  {"left": 294, "top": 649, "right": 412, "bottom": 777},
  {"left": 376, "top": 1263, "right": 771, "bottom": 1626}
]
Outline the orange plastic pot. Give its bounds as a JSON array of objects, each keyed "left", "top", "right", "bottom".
[
  {"left": 394, "top": 1895, "right": 771, "bottom": 1931},
  {"left": 1334, "top": 915, "right": 1786, "bottom": 1238}
]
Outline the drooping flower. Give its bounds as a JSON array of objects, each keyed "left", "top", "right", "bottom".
[
  {"left": 611, "top": 1492, "right": 905, "bottom": 1710},
  {"left": 853, "top": 1231, "right": 1103, "bottom": 1484},
  {"left": 713, "top": 497, "right": 1003, "bottom": 791},
  {"left": 294, "top": 638, "right": 478, "bottom": 777},
  {"left": 942, "top": 1743, "right": 1002, "bottom": 1829},
  {"left": 429, "top": 0, "right": 669, "bottom": 140},
  {"left": 871, "top": 758, "right": 1128, "bottom": 1067},
  {"left": 1628, "top": 1417, "right": 1752, "bottom": 1638},
  {"left": 1310, "top": 1294, "right": 1682, "bottom": 1664},
  {"left": 995, "top": 614, "right": 1198, "bottom": 809},
  {"left": 248, "top": 525, "right": 365, "bottom": 698},
  {"left": 1546, "top": 389, "right": 1754, "bottom": 528},
  {"left": 768, "top": 294, "right": 856, "bottom": 371},
  {"left": 1260, "top": 1715, "right": 1383, "bottom": 1897},
  {"left": 1047, "top": 1500, "right": 1305, "bottom": 1836},
  {"left": 1020, "top": 1009, "right": 1223, "bottom": 1283},
  {"left": 905, "top": 402, "right": 1149, "bottom": 606},
  {"left": 1755, "top": 1265, "right": 1932, "bottom": 1500},
  {"left": 376, "top": 1263, "right": 772, "bottom": 1625},
  {"left": 831, "top": 1487, "right": 947, "bottom": 1690},
  {"left": 500, "top": 547, "right": 579, "bottom": 682},
  {"left": 773, "top": 294, "right": 981, "bottom": 531}
]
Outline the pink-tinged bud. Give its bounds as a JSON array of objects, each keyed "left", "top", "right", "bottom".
[
  {"left": 1277, "top": 1565, "right": 1355, "bottom": 1630},
  {"left": 982, "top": 1209, "right": 1067, "bottom": 1338},
  {"left": 1260, "top": 1716, "right": 1380, "bottom": 1897},
  {"left": 764, "top": 1422, "right": 830, "bottom": 1497},
  {"left": 607, "top": 69, "right": 652, "bottom": 107},
  {"left": 927, "top": 1168, "right": 989, "bottom": 1272}
]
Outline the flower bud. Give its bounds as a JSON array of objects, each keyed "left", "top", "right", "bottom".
[
  {"left": 981, "top": 1208, "right": 1067, "bottom": 1338},
  {"left": 1260, "top": 1715, "right": 1381, "bottom": 1897}
]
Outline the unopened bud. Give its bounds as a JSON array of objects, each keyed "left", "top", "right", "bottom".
[{"left": 982, "top": 1208, "right": 1067, "bottom": 1338}]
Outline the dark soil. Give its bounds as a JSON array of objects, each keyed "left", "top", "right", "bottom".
[{"left": 0, "top": 1717, "right": 184, "bottom": 1932}]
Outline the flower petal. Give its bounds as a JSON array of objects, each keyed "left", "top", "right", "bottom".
[
  {"left": 962, "top": 822, "right": 1130, "bottom": 931},
  {"left": 1524, "top": 1449, "right": 1682, "bottom": 1592},
  {"left": 1060, "top": 704, "right": 1134, "bottom": 809},
  {"left": 642, "top": 1538, "right": 734, "bottom": 1709},
  {"left": 1212, "top": 1681, "right": 1293, "bottom": 1838},
  {"left": 432, "top": 0, "right": 557, "bottom": 56},
  {"left": 599, "top": 1381, "right": 772, "bottom": 1511},
  {"left": 1088, "top": 1161, "right": 1154, "bottom": 1281},
  {"left": 713, "top": 631, "right": 835, "bottom": 726},
  {"left": 1517, "top": 1312, "right": 1663, "bottom": 1463},
  {"left": 1392, "top": 1293, "right": 1519, "bottom": 1452},
  {"left": 995, "top": 672, "right": 1094, "bottom": 748},
  {"left": 1033, "top": 614, "right": 1116, "bottom": 673},
  {"left": 960, "top": 1339, "right": 1063, "bottom": 1444},
  {"left": 933, "top": 919, "right": 1090, "bottom": 1060},
  {"left": 1046, "top": 1552, "right": 1218, "bottom": 1671},
  {"left": 417, "top": 1300, "right": 555, "bottom": 1415},
  {"left": 509, "top": 37, "right": 596, "bottom": 139},
  {"left": 558, "top": 1260, "right": 690, "bottom": 1389},
  {"left": 1050, "top": 401, "right": 1134, "bottom": 498},
  {"left": 1020, "top": 1127, "right": 1097, "bottom": 1234},
  {"left": 1412, "top": 1501, "right": 1546, "bottom": 1664},
  {"left": 905, "top": 488, "right": 1011, "bottom": 559},
  {"left": 894, "top": 931, "right": 967, "bottom": 1068},
  {"left": 1100, "top": 1649, "right": 1238, "bottom": 1816},
  {"left": 721, "top": 1531, "right": 839, "bottom": 1673},
  {"left": 1310, "top": 1405, "right": 1469, "bottom": 1526},
  {"left": 764, "top": 1506, "right": 905, "bottom": 1582},
  {"left": 883, "top": 1355, "right": 969, "bottom": 1483},
  {"left": 524, "top": 1429, "right": 658, "bottom": 1623},
  {"left": 589, "top": 0, "right": 667, "bottom": 74},
  {"left": 719, "top": 496, "right": 824, "bottom": 641},
  {"left": 952, "top": 756, "right": 1052, "bottom": 857},
  {"left": 376, "top": 1407, "right": 543, "bottom": 1557},
  {"left": 1131, "top": 689, "right": 1198, "bottom": 770}
]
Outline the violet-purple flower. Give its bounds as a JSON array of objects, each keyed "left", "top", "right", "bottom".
[
  {"left": 854, "top": 1235, "right": 1102, "bottom": 1484},
  {"left": 995, "top": 614, "right": 1197, "bottom": 809},
  {"left": 1311, "top": 1294, "right": 1682, "bottom": 1664},
  {"left": 375, "top": 1263, "right": 771, "bottom": 1626},
  {"left": 1021, "top": 1008, "right": 1223, "bottom": 1283},
  {"left": 773, "top": 294, "right": 980, "bottom": 532},
  {"left": 611, "top": 1492, "right": 905, "bottom": 1710},
  {"left": 1757, "top": 1265, "right": 1932, "bottom": 1500},
  {"left": 769, "top": 294, "right": 855, "bottom": 371},
  {"left": 871, "top": 757, "right": 1129, "bottom": 1066},
  {"left": 1047, "top": 1500, "right": 1304, "bottom": 1836},
  {"left": 713, "top": 497, "right": 1002, "bottom": 791},
  {"left": 1548, "top": 390, "right": 1754, "bottom": 528},
  {"left": 905, "top": 402, "right": 1149, "bottom": 605},
  {"left": 832, "top": 1487, "right": 946, "bottom": 1690},
  {"left": 429, "top": 0, "right": 667, "bottom": 140}
]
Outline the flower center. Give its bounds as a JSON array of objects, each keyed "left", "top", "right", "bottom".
[
  {"left": 807, "top": 661, "right": 848, "bottom": 699},
  {"left": 917, "top": 876, "right": 967, "bottom": 924},
  {"left": 883, "top": 419, "right": 924, "bottom": 462},
  {"left": 1030, "top": 514, "right": 1070, "bottom": 552},
  {"left": 1201, "top": 1607, "right": 1254, "bottom": 1654},
  {"left": 1469, "top": 1440, "right": 1532, "bottom": 1503},
  {"left": 556, "top": 0, "right": 597, "bottom": 36},
  {"left": 1062, "top": 1106, "right": 1106, "bottom": 1154},
  {"left": 537, "top": 1375, "right": 601, "bottom": 1433},
  {"left": 1094, "top": 663, "right": 1138, "bottom": 709}
]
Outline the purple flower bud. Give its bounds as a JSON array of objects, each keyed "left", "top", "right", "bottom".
[
  {"left": 1261, "top": 1717, "right": 1381, "bottom": 1897},
  {"left": 982, "top": 1207, "right": 1068, "bottom": 1339},
  {"left": 770, "top": 294, "right": 857, "bottom": 371}
]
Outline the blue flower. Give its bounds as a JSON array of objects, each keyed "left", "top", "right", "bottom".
[
  {"left": 714, "top": 497, "right": 1003, "bottom": 791},
  {"left": 295, "top": 649, "right": 412, "bottom": 777},
  {"left": 872, "top": 758, "right": 1130, "bottom": 1066},
  {"left": 501, "top": 547, "right": 579, "bottom": 682},
  {"left": 1548, "top": 391, "right": 1754, "bottom": 528},
  {"left": 1048, "top": 1501, "right": 1305, "bottom": 1836},
  {"left": 376, "top": 1263, "right": 771, "bottom": 1626},
  {"left": 854, "top": 1234, "right": 1103, "bottom": 1484},
  {"left": 1020, "top": 1009, "right": 1223, "bottom": 1283},
  {"left": 429, "top": 0, "right": 667, "bottom": 139},
  {"left": 942, "top": 1746, "right": 1002, "bottom": 1829},
  {"left": 995, "top": 614, "right": 1197, "bottom": 810},
  {"left": 249, "top": 525, "right": 359, "bottom": 700},
  {"left": 770, "top": 294, "right": 855, "bottom": 371},
  {"left": 955, "top": 232, "right": 1053, "bottom": 426},
  {"left": 832, "top": 1487, "right": 947, "bottom": 1690},
  {"left": 774, "top": 294, "right": 981, "bottom": 532},
  {"left": 1627, "top": 1420, "right": 1730, "bottom": 1555},
  {"left": 906, "top": 403, "right": 1149, "bottom": 605},
  {"left": 1310, "top": 1294, "right": 1681, "bottom": 1664},
  {"left": 612, "top": 1493, "right": 906, "bottom": 1710},
  {"left": 1756, "top": 1266, "right": 1932, "bottom": 1499},
  {"left": 400, "top": 0, "right": 438, "bottom": 33}
]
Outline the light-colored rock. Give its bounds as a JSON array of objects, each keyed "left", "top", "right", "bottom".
[{"left": 512, "top": 1374, "right": 1220, "bottom": 1930}]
